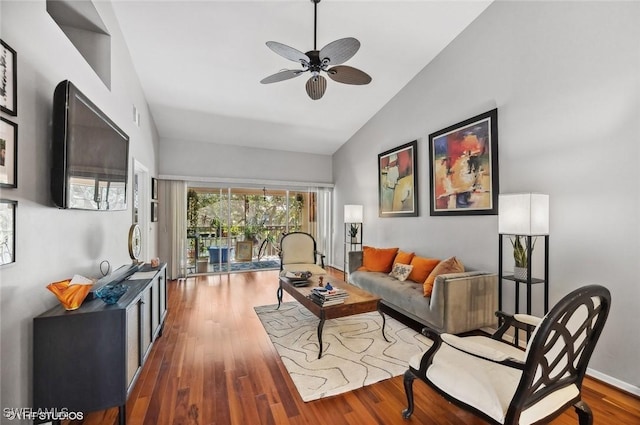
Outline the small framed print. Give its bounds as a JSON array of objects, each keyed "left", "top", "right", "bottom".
[
  {"left": 151, "top": 201, "right": 158, "bottom": 222},
  {"left": 236, "top": 241, "right": 253, "bottom": 262},
  {"left": 0, "top": 40, "right": 17, "bottom": 116},
  {"left": 151, "top": 177, "right": 158, "bottom": 200},
  {"left": 0, "top": 199, "right": 16, "bottom": 266},
  {"left": 0, "top": 117, "right": 17, "bottom": 188}
]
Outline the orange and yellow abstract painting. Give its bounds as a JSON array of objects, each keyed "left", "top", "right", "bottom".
[{"left": 429, "top": 110, "right": 498, "bottom": 215}]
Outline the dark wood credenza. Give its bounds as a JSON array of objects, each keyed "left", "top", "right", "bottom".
[{"left": 33, "top": 263, "right": 167, "bottom": 425}]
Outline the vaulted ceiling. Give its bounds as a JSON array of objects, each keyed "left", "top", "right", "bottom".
[{"left": 111, "top": 1, "right": 492, "bottom": 155}]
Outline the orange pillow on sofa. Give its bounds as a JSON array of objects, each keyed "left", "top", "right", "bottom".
[
  {"left": 423, "top": 256, "right": 465, "bottom": 297},
  {"left": 393, "top": 250, "right": 415, "bottom": 267},
  {"left": 358, "top": 246, "right": 399, "bottom": 273},
  {"left": 407, "top": 256, "right": 440, "bottom": 283}
]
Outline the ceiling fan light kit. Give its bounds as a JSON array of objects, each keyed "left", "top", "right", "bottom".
[{"left": 261, "top": 0, "right": 371, "bottom": 100}]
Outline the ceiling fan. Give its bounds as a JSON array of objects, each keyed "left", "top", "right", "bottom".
[{"left": 260, "top": 0, "right": 372, "bottom": 100}]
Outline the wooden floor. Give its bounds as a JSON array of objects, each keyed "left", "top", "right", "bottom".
[{"left": 77, "top": 269, "right": 640, "bottom": 425}]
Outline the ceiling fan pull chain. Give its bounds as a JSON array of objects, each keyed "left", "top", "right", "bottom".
[{"left": 313, "top": 0, "right": 318, "bottom": 51}]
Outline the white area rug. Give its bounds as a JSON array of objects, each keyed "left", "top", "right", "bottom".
[{"left": 254, "top": 302, "right": 431, "bottom": 402}]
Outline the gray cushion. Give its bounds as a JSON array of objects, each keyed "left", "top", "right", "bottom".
[{"left": 350, "top": 271, "right": 441, "bottom": 328}]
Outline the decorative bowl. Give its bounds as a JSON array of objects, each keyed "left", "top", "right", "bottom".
[
  {"left": 95, "top": 282, "right": 128, "bottom": 305},
  {"left": 47, "top": 279, "right": 93, "bottom": 311}
]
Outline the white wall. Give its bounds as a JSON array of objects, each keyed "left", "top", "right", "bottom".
[
  {"left": 333, "top": 1, "right": 640, "bottom": 393},
  {"left": 0, "top": 0, "right": 160, "bottom": 414},
  {"left": 159, "top": 138, "right": 332, "bottom": 184}
]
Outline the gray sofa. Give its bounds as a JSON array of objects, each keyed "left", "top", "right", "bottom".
[{"left": 348, "top": 251, "right": 498, "bottom": 334}]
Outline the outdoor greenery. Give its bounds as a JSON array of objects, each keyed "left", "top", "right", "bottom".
[{"left": 186, "top": 189, "right": 306, "bottom": 250}]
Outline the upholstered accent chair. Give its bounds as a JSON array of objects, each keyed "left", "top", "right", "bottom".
[
  {"left": 402, "top": 285, "right": 611, "bottom": 425},
  {"left": 279, "top": 232, "right": 326, "bottom": 275}
]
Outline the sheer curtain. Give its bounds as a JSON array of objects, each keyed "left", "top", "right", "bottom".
[
  {"left": 160, "top": 180, "right": 187, "bottom": 279},
  {"left": 313, "top": 187, "right": 332, "bottom": 266}
]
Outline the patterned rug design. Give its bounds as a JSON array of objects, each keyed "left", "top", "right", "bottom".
[
  {"left": 210, "top": 259, "right": 280, "bottom": 272},
  {"left": 254, "top": 302, "right": 431, "bottom": 402}
]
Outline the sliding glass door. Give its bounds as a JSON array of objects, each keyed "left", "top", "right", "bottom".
[{"left": 185, "top": 185, "right": 331, "bottom": 275}]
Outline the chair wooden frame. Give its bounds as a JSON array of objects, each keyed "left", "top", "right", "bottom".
[{"left": 403, "top": 285, "right": 611, "bottom": 425}]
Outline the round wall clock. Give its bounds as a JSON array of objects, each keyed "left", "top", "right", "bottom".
[{"left": 128, "top": 224, "right": 142, "bottom": 261}]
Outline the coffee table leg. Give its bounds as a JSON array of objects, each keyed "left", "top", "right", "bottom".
[
  {"left": 277, "top": 282, "right": 283, "bottom": 309},
  {"left": 378, "top": 306, "right": 389, "bottom": 342},
  {"left": 317, "top": 317, "right": 325, "bottom": 359}
]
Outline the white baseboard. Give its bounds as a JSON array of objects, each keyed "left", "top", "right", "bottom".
[
  {"left": 481, "top": 330, "right": 640, "bottom": 397},
  {"left": 328, "top": 263, "right": 344, "bottom": 272},
  {"left": 586, "top": 367, "right": 640, "bottom": 397},
  {"left": 330, "top": 267, "right": 639, "bottom": 398}
]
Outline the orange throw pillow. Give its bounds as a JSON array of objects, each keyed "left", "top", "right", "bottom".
[
  {"left": 393, "top": 250, "right": 415, "bottom": 267},
  {"left": 407, "top": 256, "right": 440, "bottom": 283},
  {"left": 361, "top": 246, "right": 399, "bottom": 273},
  {"left": 423, "top": 256, "right": 465, "bottom": 297}
]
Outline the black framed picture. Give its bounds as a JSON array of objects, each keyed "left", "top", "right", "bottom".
[
  {"left": 151, "top": 177, "right": 158, "bottom": 200},
  {"left": 378, "top": 140, "right": 418, "bottom": 217},
  {"left": 0, "top": 39, "right": 17, "bottom": 116},
  {"left": 0, "top": 117, "right": 17, "bottom": 188},
  {"left": 151, "top": 201, "right": 158, "bottom": 222},
  {"left": 428, "top": 109, "right": 499, "bottom": 216},
  {"left": 0, "top": 199, "right": 16, "bottom": 266}
]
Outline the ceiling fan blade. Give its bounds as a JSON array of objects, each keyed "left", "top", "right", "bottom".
[
  {"left": 266, "top": 41, "right": 310, "bottom": 65},
  {"left": 260, "top": 69, "right": 305, "bottom": 84},
  {"left": 327, "top": 65, "right": 372, "bottom": 85},
  {"left": 319, "top": 37, "right": 360, "bottom": 66},
  {"left": 305, "top": 75, "right": 327, "bottom": 100}
]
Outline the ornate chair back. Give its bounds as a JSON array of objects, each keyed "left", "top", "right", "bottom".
[{"left": 506, "top": 284, "right": 611, "bottom": 423}]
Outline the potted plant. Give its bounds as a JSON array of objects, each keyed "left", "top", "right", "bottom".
[
  {"left": 348, "top": 223, "right": 359, "bottom": 243},
  {"left": 243, "top": 225, "right": 261, "bottom": 244},
  {"left": 510, "top": 236, "right": 535, "bottom": 280},
  {"left": 241, "top": 217, "right": 266, "bottom": 260}
]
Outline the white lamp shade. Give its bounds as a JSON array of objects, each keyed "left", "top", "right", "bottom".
[
  {"left": 498, "top": 193, "right": 549, "bottom": 235},
  {"left": 344, "top": 204, "right": 364, "bottom": 223}
]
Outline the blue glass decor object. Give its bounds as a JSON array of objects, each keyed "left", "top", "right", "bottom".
[
  {"left": 325, "top": 282, "right": 333, "bottom": 291},
  {"left": 95, "top": 282, "right": 128, "bottom": 305}
]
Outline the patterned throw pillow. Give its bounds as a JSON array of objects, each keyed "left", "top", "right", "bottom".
[{"left": 389, "top": 263, "right": 414, "bottom": 282}]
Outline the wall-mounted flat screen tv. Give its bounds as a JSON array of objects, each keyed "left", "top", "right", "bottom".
[{"left": 51, "top": 80, "right": 130, "bottom": 210}]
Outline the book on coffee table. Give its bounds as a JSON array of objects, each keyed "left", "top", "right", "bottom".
[{"left": 309, "top": 287, "right": 348, "bottom": 306}]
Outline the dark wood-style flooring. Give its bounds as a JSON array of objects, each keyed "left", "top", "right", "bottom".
[{"left": 76, "top": 268, "right": 640, "bottom": 425}]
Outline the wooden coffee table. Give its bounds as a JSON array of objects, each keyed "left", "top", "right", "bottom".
[{"left": 277, "top": 274, "right": 388, "bottom": 358}]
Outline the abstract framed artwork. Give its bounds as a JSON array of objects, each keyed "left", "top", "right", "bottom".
[
  {"left": 428, "top": 109, "right": 499, "bottom": 216},
  {"left": 378, "top": 140, "right": 418, "bottom": 217},
  {"left": 0, "top": 39, "right": 17, "bottom": 116},
  {"left": 150, "top": 201, "right": 158, "bottom": 222},
  {"left": 0, "top": 199, "right": 16, "bottom": 266},
  {"left": 0, "top": 117, "right": 17, "bottom": 188}
]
